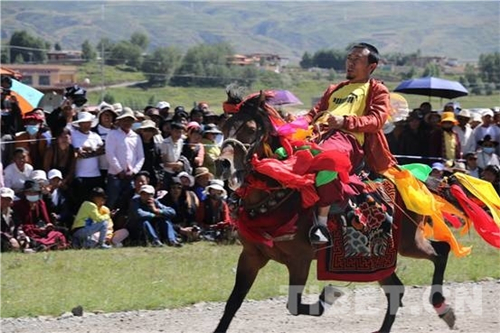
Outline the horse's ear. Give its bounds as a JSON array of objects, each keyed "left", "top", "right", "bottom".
[{"left": 258, "top": 90, "right": 266, "bottom": 106}]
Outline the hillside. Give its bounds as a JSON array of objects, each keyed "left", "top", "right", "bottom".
[{"left": 1, "top": 1, "right": 498, "bottom": 63}]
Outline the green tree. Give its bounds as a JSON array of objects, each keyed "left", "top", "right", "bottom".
[
  {"left": 299, "top": 51, "right": 313, "bottom": 69},
  {"left": 96, "top": 37, "right": 115, "bottom": 57},
  {"left": 54, "top": 42, "right": 62, "bottom": 51},
  {"left": 9, "top": 30, "right": 50, "bottom": 63},
  {"left": 102, "top": 91, "right": 115, "bottom": 104},
  {"left": 81, "top": 40, "right": 97, "bottom": 61},
  {"left": 171, "top": 42, "right": 235, "bottom": 87},
  {"left": 109, "top": 41, "right": 142, "bottom": 69},
  {"left": 478, "top": 52, "right": 500, "bottom": 84},
  {"left": 464, "top": 63, "right": 477, "bottom": 85},
  {"left": 311, "top": 49, "right": 346, "bottom": 70},
  {"left": 1, "top": 46, "right": 9, "bottom": 63},
  {"left": 130, "top": 31, "right": 149, "bottom": 50},
  {"left": 422, "top": 63, "right": 440, "bottom": 77},
  {"left": 141, "top": 46, "right": 182, "bottom": 86},
  {"left": 13, "top": 54, "right": 24, "bottom": 64}
]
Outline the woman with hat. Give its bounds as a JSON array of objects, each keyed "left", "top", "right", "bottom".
[
  {"left": 71, "top": 111, "right": 105, "bottom": 209},
  {"left": 91, "top": 105, "right": 118, "bottom": 179},
  {"left": 14, "top": 110, "right": 48, "bottom": 169},
  {"left": 12, "top": 180, "right": 68, "bottom": 251},
  {"left": 193, "top": 167, "right": 213, "bottom": 202},
  {"left": 476, "top": 135, "right": 500, "bottom": 170},
  {"left": 195, "top": 179, "right": 230, "bottom": 232},
  {"left": 136, "top": 119, "right": 163, "bottom": 188},
  {"left": 181, "top": 121, "right": 205, "bottom": 173},
  {"left": 201, "top": 123, "right": 222, "bottom": 175},
  {"left": 429, "top": 111, "right": 461, "bottom": 161}
]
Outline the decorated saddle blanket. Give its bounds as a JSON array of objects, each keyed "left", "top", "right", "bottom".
[{"left": 317, "top": 179, "right": 402, "bottom": 282}]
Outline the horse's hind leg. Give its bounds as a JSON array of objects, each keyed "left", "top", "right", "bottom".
[
  {"left": 398, "top": 214, "right": 455, "bottom": 329},
  {"left": 377, "top": 272, "right": 405, "bottom": 333},
  {"left": 214, "top": 248, "right": 269, "bottom": 333}
]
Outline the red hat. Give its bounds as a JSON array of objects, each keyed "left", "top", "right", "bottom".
[{"left": 23, "top": 113, "right": 44, "bottom": 123}]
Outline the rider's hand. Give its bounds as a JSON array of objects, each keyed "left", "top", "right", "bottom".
[{"left": 327, "top": 115, "right": 345, "bottom": 129}]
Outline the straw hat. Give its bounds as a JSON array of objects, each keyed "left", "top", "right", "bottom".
[
  {"left": 177, "top": 171, "right": 195, "bottom": 187},
  {"left": 194, "top": 167, "right": 213, "bottom": 179},
  {"left": 203, "top": 179, "right": 227, "bottom": 198},
  {"left": 116, "top": 107, "right": 137, "bottom": 121},
  {"left": 72, "top": 111, "right": 98, "bottom": 127},
  {"left": 137, "top": 119, "right": 160, "bottom": 135}
]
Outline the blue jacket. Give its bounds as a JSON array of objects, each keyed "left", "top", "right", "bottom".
[{"left": 129, "top": 197, "right": 176, "bottom": 223}]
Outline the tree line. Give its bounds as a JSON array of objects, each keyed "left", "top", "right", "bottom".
[{"left": 2, "top": 30, "right": 499, "bottom": 92}]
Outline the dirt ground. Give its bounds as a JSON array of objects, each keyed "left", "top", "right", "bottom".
[{"left": 2, "top": 280, "right": 499, "bottom": 333}]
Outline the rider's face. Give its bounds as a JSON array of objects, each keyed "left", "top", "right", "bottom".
[{"left": 345, "top": 48, "right": 376, "bottom": 83}]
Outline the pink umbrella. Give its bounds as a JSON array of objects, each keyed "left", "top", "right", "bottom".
[{"left": 268, "top": 90, "right": 303, "bottom": 107}]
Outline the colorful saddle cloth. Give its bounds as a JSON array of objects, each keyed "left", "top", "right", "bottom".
[{"left": 317, "top": 179, "right": 401, "bottom": 282}]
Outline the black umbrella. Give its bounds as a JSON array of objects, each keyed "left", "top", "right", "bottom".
[{"left": 394, "top": 77, "right": 468, "bottom": 99}]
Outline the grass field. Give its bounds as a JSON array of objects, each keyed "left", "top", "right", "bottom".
[
  {"left": 84, "top": 76, "right": 500, "bottom": 113},
  {"left": 1, "top": 231, "right": 499, "bottom": 318}
]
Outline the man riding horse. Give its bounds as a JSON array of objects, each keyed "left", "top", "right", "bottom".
[{"left": 306, "top": 42, "right": 396, "bottom": 244}]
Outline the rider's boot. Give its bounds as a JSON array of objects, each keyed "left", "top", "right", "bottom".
[{"left": 309, "top": 209, "right": 331, "bottom": 245}]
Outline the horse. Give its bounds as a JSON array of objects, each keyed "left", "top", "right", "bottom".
[{"left": 213, "top": 92, "right": 457, "bottom": 333}]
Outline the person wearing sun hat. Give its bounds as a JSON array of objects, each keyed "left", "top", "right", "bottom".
[
  {"left": 1, "top": 186, "right": 24, "bottom": 252},
  {"left": 473, "top": 108, "right": 500, "bottom": 154},
  {"left": 105, "top": 107, "right": 144, "bottom": 210},
  {"left": 476, "top": 135, "right": 500, "bottom": 170},
  {"left": 201, "top": 123, "right": 223, "bottom": 175},
  {"left": 13, "top": 180, "right": 68, "bottom": 251},
  {"left": 429, "top": 111, "right": 461, "bottom": 161},
  {"left": 92, "top": 105, "right": 118, "bottom": 178},
  {"left": 136, "top": 119, "right": 163, "bottom": 188},
  {"left": 129, "top": 184, "right": 181, "bottom": 247},
  {"left": 14, "top": 110, "right": 48, "bottom": 169},
  {"left": 71, "top": 111, "right": 105, "bottom": 209},
  {"left": 193, "top": 167, "right": 213, "bottom": 201},
  {"left": 453, "top": 108, "right": 474, "bottom": 157},
  {"left": 195, "top": 179, "right": 230, "bottom": 231}
]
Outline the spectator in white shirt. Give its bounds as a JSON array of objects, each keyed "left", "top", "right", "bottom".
[
  {"left": 71, "top": 112, "right": 104, "bottom": 208},
  {"left": 453, "top": 109, "right": 474, "bottom": 158},
  {"left": 160, "top": 121, "right": 185, "bottom": 188},
  {"left": 92, "top": 105, "right": 118, "bottom": 179},
  {"left": 105, "top": 107, "right": 144, "bottom": 209},
  {"left": 473, "top": 109, "right": 500, "bottom": 154},
  {"left": 3, "top": 147, "right": 33, "bottom": 195},
  {"left": 476, "top": 135, "right": 500, "bottom": 170}
]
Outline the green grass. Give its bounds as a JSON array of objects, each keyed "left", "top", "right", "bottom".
[
  {"left": 77, "top": 62, "right": 146, "bottom": 87},
  {"left": 85, "top": 77, "right": 500, "bottom": 113},
  {"left": 1, "top": 232, "right": 499, "bottom": 318}
]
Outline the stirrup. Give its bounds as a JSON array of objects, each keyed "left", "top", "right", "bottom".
[{"left": 309, "top": 225, "right": 331, "bottom": 245}]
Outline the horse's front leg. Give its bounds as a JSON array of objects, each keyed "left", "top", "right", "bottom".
[
  {"left": 286, "top": 258, "right": 342, "bottom": 316},
  {"left": 214, "top": 248, "right": 269, "bottom": 333}
]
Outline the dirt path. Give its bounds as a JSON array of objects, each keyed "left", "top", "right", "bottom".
[{"left": 2, "top": 280, "right": 499, "bottom": 333}]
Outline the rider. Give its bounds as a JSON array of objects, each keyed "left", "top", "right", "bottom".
[{"left": 306, "top": 43, "right": 397, "bottom": 244}]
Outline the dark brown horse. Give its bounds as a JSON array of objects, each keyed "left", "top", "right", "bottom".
[{"left": 213, "top": 93, "right": 457, "bottom": 333}]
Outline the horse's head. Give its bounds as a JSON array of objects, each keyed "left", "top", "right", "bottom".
[{"left": 216, "top": 90, "right": 283, "bottom": 190}]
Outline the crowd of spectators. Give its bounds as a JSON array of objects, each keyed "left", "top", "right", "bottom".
[
  {"left": 1, "top": 94, "right": 233, "bottom": 253},
  {"left": 1, "top": 87, "right": 499, "bottom": 253}
]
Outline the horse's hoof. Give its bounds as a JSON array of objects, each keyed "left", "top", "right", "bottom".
[
  {"left": 440, "top": 307, "right": 456, "bottom": 329},
  {"left": 321, "top": 285, "right": 344, "bottom": 305}
]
